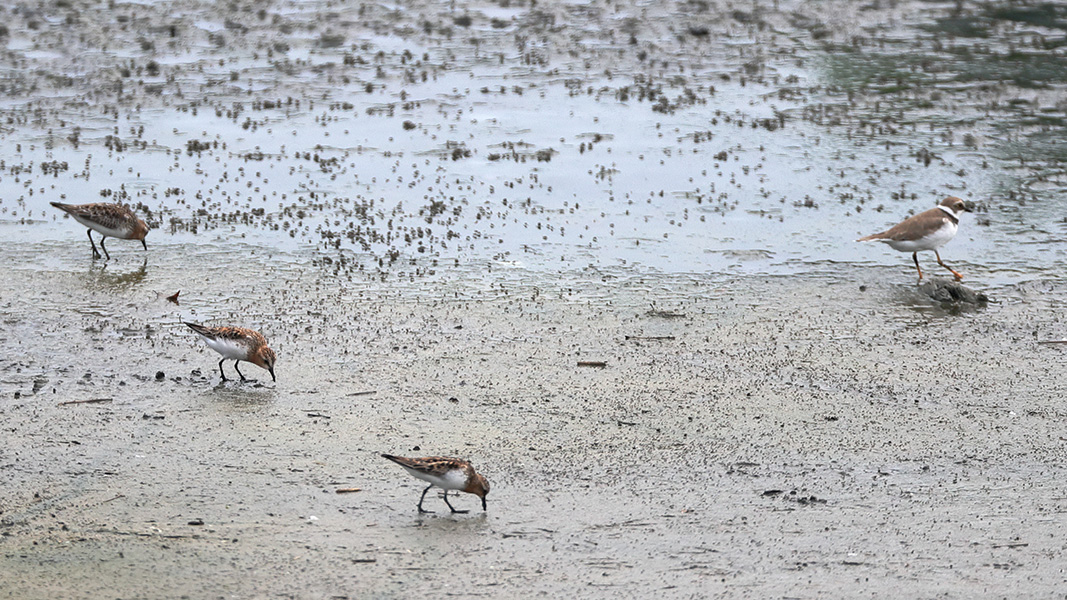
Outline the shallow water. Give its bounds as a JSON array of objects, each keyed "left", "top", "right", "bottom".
[
  {"left": 3, "top": 0, "right": 1066, "bottom": 282},
  {"left": 3, "top": 0, "right": 1067, "bottom": 597}
]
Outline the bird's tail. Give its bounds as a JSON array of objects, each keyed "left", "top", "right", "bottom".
[
  {"left": 381, "top": 454, "right": 415, "bottom": 468},
  {"left": 856, "top": 232, "right": 886, "bottom": 242},
  {"left": 184, "top": 322, "right": 210, "bottom": 337}
]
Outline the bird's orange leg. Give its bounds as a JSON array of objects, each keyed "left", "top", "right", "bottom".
[
  {"left": 934, "top": 250, "right": 963, "bottom": 281},
  {"left": 912, "top": 252, "right": 924, "bottom": 281}
]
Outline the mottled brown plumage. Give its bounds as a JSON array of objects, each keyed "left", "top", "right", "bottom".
[
  {"left": 185, "top": 322, "right": 277, "bottom": 382},
  {"left": 381, "top": 454, "right": 490, "bottom": 513},
  {"left": 51, "top": 201, "right": 149, "bottom": 260}
]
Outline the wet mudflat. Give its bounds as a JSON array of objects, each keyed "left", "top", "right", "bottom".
[
  {"left": 3, "top": 250, "right": 1067, "bottom": 597},
  {"left": 2, "top": 0, "right": 1067, "bottom": 597}
]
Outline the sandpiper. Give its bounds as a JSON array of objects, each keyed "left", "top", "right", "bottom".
[
  {"left": 185, "top": 322, "right": 277, "bottom": 383},
  {"left": 51, "top": 201, "right": 149, "bottom": 260},
  {"left": 381, "top": 454, "right": 490, "bottom": 513}
]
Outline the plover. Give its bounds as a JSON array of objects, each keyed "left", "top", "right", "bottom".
[{"left": 857, "top": 196, "right": 971, "bottom": 281}]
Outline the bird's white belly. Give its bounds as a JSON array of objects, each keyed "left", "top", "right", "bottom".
[
  {"left": 406, "top": 467, "right": 467, "bottom": 490},
  {"left": 883, "top": 221, "right": 957, "bottom": 252},
  {"left": 200, "top": 336, "right": 250, "bottom": 360}
]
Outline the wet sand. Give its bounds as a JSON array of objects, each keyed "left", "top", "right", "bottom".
[{"left": 2, "top": 244, "right": 1067, "bottom": 597}]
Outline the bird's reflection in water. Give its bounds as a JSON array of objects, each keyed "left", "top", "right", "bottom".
[{"left": 85, "top": 258, "right": 148, "bottom": 290}]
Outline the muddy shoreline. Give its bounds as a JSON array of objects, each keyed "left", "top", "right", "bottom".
[{"left": 3, "top": 244, "right": 1067, "bottom": 596}]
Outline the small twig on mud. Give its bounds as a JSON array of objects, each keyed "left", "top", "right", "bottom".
[
  {"left": 347, "top": 390, "right": 377, "bottom": 396},
  {"left": 577, "top": 361, "right": 607, "bottom": 367},
  {"left": 1038, "top": 340, "right": 1067, "bottom": 345},
  {"left": 335, "top": 488, "right": 362, "bottom": 494},
  {"left": 58, "top": 398, "right": 113, "bottom": 406},
  {"left": 624, "top": 335, "right": 676, "bottom": 341}
]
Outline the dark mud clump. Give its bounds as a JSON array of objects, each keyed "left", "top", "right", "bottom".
[{"left": 920, "top": 279, "right": 990, "bottom": 306}]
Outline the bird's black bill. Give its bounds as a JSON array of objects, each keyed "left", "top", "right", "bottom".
[
  {"left": 481, "top": 497, "right": 487, "bottom": 511},
  {"left": 269, "top": 368, "right": 276, "bottom": 382},
  {"left": 141, "top": 239, "right": 148, "bottom": 250}
]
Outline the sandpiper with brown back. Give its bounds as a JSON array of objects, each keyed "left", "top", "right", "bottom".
[{"left": 51, "top": 201, "right": 149, "bottom": 260}]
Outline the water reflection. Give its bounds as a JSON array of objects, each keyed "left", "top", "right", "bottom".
[
  {"left": 814, "top": 1, "right": 1067, "bottom": 211},
  {"left": 84, "top": 258, "right": 148, "bottom": 290},
  {"left": 1, "top": 0, "right": 1064, "bottom": 285},
  {"left": 200, "top": 381, "right": 277, "bottom": 408}
]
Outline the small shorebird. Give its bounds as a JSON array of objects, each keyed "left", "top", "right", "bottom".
[
  {"left": 185, "top": 322, "right": 277, "bottom": 382},
  {"left": 857, "top": 196, "right": 971, "bottom": 281},
  {"left": 381, "top": 454, "right": 490, "bottom": 513},
  {"left": 50, "top": 201, "right": 149, "bottom": 260}
]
